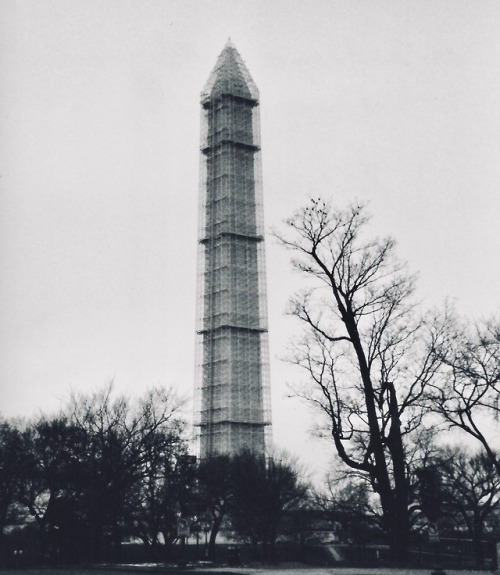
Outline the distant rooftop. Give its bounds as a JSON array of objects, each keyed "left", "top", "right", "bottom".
[{"left": 201, "top": 39, "right": 259, "bottom": 102}]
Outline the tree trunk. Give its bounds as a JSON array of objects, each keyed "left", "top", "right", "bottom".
[
  {"left": 387, "top": 498, "right": 410, "bottom": 563},
  {"left": 353, "top": 329, "right": 409, "bottom": 562},
  {"left": 112, "top": 522, "right": 122, "bottom": 562},
  {"left": 207, "top": 514, "right": 222, "bottom": 562},
  {"left": 386, "top": 385, "right": 410, "bottom": 562},
  {"left": 92, "top": 522, "right": 103, "bottom": 562},
  {"left": 472, "top": 517, "right": 484, "bottom": 568}
]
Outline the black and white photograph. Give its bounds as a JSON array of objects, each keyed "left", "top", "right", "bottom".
[{"left": 1, "top": 1, "right": 499, "bottom": 573}]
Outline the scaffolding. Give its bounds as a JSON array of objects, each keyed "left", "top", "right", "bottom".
[{"left": 194, "top": 41, "right": 272, "bottom": 458}]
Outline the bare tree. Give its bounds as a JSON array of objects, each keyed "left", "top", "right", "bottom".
[
  {"left": 229, "top": 450, "right": 308, "bottom": 561},
  {"left": 278, "top": 199, "right": 445, "bottom": 561},
  {"left": 197, "top": 454, "right": 233, "bottom": 561},
  {"left": 0, "top": 421, "right": 28, "bottom": 549},
  {"left": 438, "top": 446, "right": 500, "bottom": 567},
  {"left": 126, "top": 388, "right": 189, "bottom": 553},
  {"left": 19, "top": 417, "right": 87, "bottom": 562},
  {"left": 68, "top": 383, "right": 187, "bottom": 560},
  {"left": 429, "top": 317, "right": 500, "bottom": 474}
]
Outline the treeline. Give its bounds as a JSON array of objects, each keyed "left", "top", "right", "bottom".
[
  {"left": 2, "top": 382, "right": 500, "bottom": 569},
  {"left": 0, "top": 384, "right": 307, "bottom": 565},
  {"left": 2, "top": 392, "right": 500, "bottom": 568}
]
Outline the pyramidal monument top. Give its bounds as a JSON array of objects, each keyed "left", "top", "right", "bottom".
[{"left": 201, "top": 39, "right": 259, "bottom": 102}]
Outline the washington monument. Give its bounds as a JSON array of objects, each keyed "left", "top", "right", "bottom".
[{"left": 194, "top": 40, "right": 272, "bottom": 457}]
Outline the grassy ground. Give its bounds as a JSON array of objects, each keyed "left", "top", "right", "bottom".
[{"left": 0, "top": 565, "right": 493, "bottom": 575}]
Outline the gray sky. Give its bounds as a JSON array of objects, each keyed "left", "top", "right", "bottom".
[{"left": 1, "top": 0, "right": 499, "bottom": 478}]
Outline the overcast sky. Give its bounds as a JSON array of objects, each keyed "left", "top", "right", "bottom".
[{"left": 1, "top": 0, "right": 499, "bottom": 478}]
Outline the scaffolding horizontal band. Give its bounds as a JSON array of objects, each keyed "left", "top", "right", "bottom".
[
  {"left": 197, "top": 420, "right": 272, "bottom": 427},
  {"left": 197, "top": 324, "right": 267, "bottom": 335},
  {"left": 201, "top": 141, "right": 260, "bottom": 154},
  {"left": 201, "top": 93, "right": 259, "bottom": 108},
  {"left": 199, "top": 231, "right": 264, "bottom": 244}
]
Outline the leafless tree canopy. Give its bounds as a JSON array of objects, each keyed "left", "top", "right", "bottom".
[{"left": 429, "top": 316, "right": 500, "bottom": 473}]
